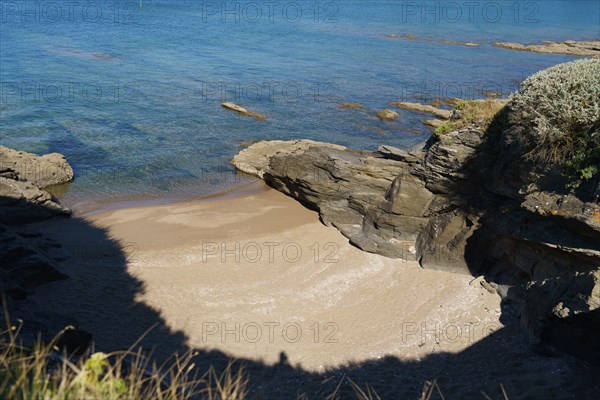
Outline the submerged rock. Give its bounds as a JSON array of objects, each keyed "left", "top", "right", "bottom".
[
  {"left": 376, "top": 108, "right": 399, "bottom": 121},
  {"left": 438, "top": 39, "right": 480, "bottom": 47},
  {"left": 368, "top": 127, "right": 386, "bottom": 135},
  {"left": 385, "top": 34, "right": 480, "bottom": 48},
  {"left": 222, "top": 102, "right": 267, "bottom": 120},
  {"left": 338, "top": 103, "right": 364, "bottom": 109},
  {"left": 388, "top": 101, "right": 452, "bottom": 119}
]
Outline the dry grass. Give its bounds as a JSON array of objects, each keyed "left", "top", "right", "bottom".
[
  {"left": 1, "top": 322, "right": 207, "bottom": 399},
  {"left": 0, "top": 308, "right": 509, "bottom": 399},
  {"left": 434, "top": 99, "right": 507, "bottom": 137},
  {"left": 429, "top": 98, "right": 461, "bottom": 108}
]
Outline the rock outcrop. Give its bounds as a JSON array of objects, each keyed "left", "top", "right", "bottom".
[
  {"left": 0, "top": 222, "right": 68, "bottom": 301},
  {"left": 233, "top": 139, "right": 424, "bottom": 259},
  {"left": 0, "top": 146, "right": 74, "bottom": 187},
  {"left": 1, "top": 147, "right": 74, "bottom": 302},
  {"left": 0, "top": 146, "right": 73, "bottom": 224},
  {"left": 424, "top": 119, "right": 445, "bottom": 128},
  {"left": 388, "top": 102, "right": 452, "bottom": 119},
  {"left": 232, "top": 122, "right": 600, "bottom": 363},
  {"left": 493, "top": 40, "right": 600, "bottom": 57},
  {"left": 376, "top": 108, "right": 399, "bottom": 121},
  {"left": 0, "top": 177, "right": 71, "bottom": 224}
]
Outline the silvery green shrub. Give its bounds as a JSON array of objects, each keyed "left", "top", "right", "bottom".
[{"left": 507, "top": 58, "right": 600, "bottom": 186}]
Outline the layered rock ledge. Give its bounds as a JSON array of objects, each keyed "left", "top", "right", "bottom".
[
  {"left": 0, "top": 146, "right": 74, "bottom": 303},
  {"left": 0, "top": 146, "right": 73, "bottom": 224},
  {"left": 222, "top": 102, "right": 267, "bottom": 120},
  {"left": 493, "top": 40, "right": 600, "bottom": 57},
  {"left": 233, "top": 125, "right": 600, "bottom": 363}
]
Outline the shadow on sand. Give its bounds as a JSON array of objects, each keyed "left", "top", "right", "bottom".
[{"left": 2, "top": 193, "right": 599, "bottom": 400}]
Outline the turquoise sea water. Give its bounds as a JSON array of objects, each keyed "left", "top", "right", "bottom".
[{"left": 1, "top": 0, "right": 598, "bottom": 209}]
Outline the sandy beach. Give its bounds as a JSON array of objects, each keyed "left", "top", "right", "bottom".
[
  {"left": 2, "top": 2, "right": 599, "bottom": 397},
  {"left": 87, "top": 182, "right": 505, "bottom": 370},
  {"left": 11, "top": 181, "right": 598, "bottom": 398},
  {"left": 22, "top": 181, "right": 500, "bottom": 367}
]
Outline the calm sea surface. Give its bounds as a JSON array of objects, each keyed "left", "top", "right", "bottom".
[{"left": 1, "top": 0, "right": 598, "bottom": 210}]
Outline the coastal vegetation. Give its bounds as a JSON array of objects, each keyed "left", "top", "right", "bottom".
[
  {"left": 506, "top": 58, "right": 600, "bottom": 187},
  {"left": 0, "top": 314, "right": 467, "bottom": 400},
  {"left": 433, "top": 99, "right": 507, "bottom": 137},
  {"left": 1, "top": 314, "right": 208, "bottom": 400},
  {"left": 433, "top": 58, "right": 599, "bottom": 189}
]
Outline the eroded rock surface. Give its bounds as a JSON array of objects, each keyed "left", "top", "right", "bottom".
[
  {"left": 232, "top": 124, "right": 600, "bottom": 363},
  {"left": 233, "top": 139, "right": 424, "bottom": 259},
  {"left": 0, "top": 177, "right": 71, "bottom": 224},
  {"left": 0, "top": 223, "right": 68, "bottom": 300},
  {"left": 0, "top": 145, "right": 74, "bottom": 188},
  {"left": 388, "top": 102, "right": 452, "bottom": 119},
  {"left": 0, "top": 146, "right": 73, "bottom": 224},
  {"left": 1, "top": 147, "right": 73, "bottom": 303}
]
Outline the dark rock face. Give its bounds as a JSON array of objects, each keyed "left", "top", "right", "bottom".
[
  {"left": 0, "top": 177, "right": 71, "bottom": 224},
  {"left": 232, "top": 127, "right": 600, "bottom": 363},
  {"left": 417, "top": 209, "right": 481, "bottom": 274},
  {"left": 54, "top": 326, "right": 93, "bottom": 356},
  {"left": 235, "top": 140, "right": 421, "bottom": 259},
  {"left": 0, "top": 222, "right": 68, "bottom": 301},
  {"left": 1, "top": 147, "right": 73, "bottom": 302}
]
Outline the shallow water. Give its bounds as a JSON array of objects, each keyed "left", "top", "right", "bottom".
[{"left": 1, "top": 0, "right": 598, "bottom": 210}]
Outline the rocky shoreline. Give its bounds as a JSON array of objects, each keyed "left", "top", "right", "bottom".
[
  {"left": 2, "top": 128, "right": 599, "bottom": 365},
  {"left": 2, "top": 63, "right": 599, "bottom": 374},
  {"left": 0, "top": 146, "right": 75, "bottom": 317},
  {"left": 384, "top": 34, "right": 600, "bottom": 57},
  {"left": 0, "top": 146, "right": 73, "bottom": 223},
  {"left": 233, "top": 101, "right": 600, "bottom": 363},
  {"left": 493, "top": 40, "right": 600, "bottom": 57}
]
